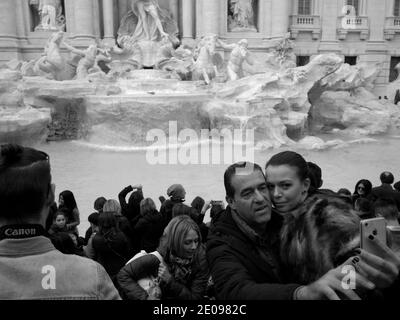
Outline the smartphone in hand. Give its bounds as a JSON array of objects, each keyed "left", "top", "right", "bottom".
[{"left": 360, "top": 218, "right": 387, "bottom": 257}]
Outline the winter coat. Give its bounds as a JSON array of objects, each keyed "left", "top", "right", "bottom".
[
  {"left": 117, "top": 246, "right": 209, "bottom": 300},
  {"left": 92, "top": 231, "right": 130, "bottom": 279},
  {"left": 206, "top": 206, "right": 300, "bottom": 300},
  {"left": 160, "top": 199, "right": 183, "bottom": 228},
  {"left": 133, "top": 210, "right": 165, "bottom": 252},
  {"left": 371, "top": 184, "right": 400, "bottom": 210},
  {"left": 278, "top": 196, "right": 360, "bottom": 284}
]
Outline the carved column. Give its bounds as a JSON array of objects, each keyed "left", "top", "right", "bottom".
[
  {"left": 103, "top": 0, "right": 115, "bottom": 45},
  {"left": 360, "top": 0, "right": 368, "bottom": 15},
  {"left": 182, "top": 0, "right": 194, "bottom": 43},
  {"left": 292, "top": 0, "right": 299, "bottom": 15},
  {"left": 71, "top": 0, "right": 96, "bottom": 42},
  {"left": 386, "top": 0, "right": 394, "bottom": 16},
  {"left": 0, "top": 0, "right": 17, "bottom": 42},
  {"left": 201, "top": 0, "right": 219, "bottom": 35},
  {"left": 313, "top": 0, "right": 320, "bottom": 15},
  {"left": 271, "top": 0, "right": 290, "bottom": 37}
]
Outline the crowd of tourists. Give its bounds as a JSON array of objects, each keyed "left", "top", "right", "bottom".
[{"left": 0, "top": 143, "right": 399, "bottom": 300}]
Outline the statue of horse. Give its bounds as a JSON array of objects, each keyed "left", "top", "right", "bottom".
[
  {"left": 192, "top": 35, "right": 223, "bottom": 84},
  {"left": 33, "top": 31, "right": 67, "bottom": 80}
]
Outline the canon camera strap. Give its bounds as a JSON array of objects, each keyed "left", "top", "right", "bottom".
[{"left": 0, "top": 224, "right": 47, "bottom": 240}]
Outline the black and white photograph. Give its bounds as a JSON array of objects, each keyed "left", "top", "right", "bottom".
[{"left": 1, "top": 0, "right": 400, "bottom": 308}]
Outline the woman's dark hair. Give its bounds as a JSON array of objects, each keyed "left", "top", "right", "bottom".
[
  {"left": 94, "top": 197, "right": 107, "bottom": 212},
  {"left": 0, "top": 144, "right": 51, "bottom": 219},
  {"left": 191, "top": 196, "right": 205, "bottom": 214},
  {"left": 353, "top": 179, "right": 373, "bottom": 196},
  {"left": 307, "top": 162, "right": 322, "bottom": 191},
  {"left": 265, "top": 151, "right": 309, "bottom": 181},
  {"left": 140, "top": 198, "right": 156, "bottom": 217},
  {"left": 59, "top": 190, "right": 78, "bottom": 211},
  {"left": 98, "top": 212, "right": 119, "bottom": 239},
  {"left": 394, "top": 181, "right": 400, "bottom": 192},
  {"left": 88, "top": 212, "right": 100, "bottom": 226},
  {"left": 53, "top": 211, "right": 66, "bottom": 222},
  {"left": 127, "top": 189, "right": 144, "bottom": 218}
]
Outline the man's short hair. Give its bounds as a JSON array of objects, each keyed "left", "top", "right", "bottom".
[
  {"left": 380, "top": 172, "right": 394, "bottom": 184},
  {"left": 374, "top": 198, "right": 399, "bottom": 220},
  {"left": 0, "top": 144, "right": 51, "bottom": 219},
  {"left": 224, "top": 162, "right": 263, "bottom": 199}
]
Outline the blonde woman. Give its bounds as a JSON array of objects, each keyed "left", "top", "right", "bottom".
[{"left": 117, "top": 216, "right": 209, "bottom": 300}]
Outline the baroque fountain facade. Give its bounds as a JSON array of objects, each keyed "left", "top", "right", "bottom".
[{"left": 1, "top": 0, "right": 400, "bottom": 150}]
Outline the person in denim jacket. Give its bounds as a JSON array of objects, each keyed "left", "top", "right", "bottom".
[{"left": 0, "top": 144, "right": 120, "bottom": 300}]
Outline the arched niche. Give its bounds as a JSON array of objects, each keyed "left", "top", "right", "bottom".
[
  {"left": 227, "top": 0, "right": 259, "bottom": 33},
  {"left": 30, "top": 0, "right": 66, "bottom": 32}
]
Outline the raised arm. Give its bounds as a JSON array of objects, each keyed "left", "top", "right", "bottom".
[
  {"left": 217, "top": 38, "right": 236, "bottom": 51},
  {"left": 63, "top": 41, "right": 85, "bottom": 56}
]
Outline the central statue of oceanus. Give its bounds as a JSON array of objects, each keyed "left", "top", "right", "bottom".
[{"left": 116, "top": 0, "right": 179, "bottom": 67}]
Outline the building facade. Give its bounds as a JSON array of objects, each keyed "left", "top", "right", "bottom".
[{"left": 1, "top": 0, "right": 400, "bottom": 94}]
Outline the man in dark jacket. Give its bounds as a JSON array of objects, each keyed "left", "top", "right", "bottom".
[
  {"left": 206, "top": 162, "right": 399, "bottom": 300},
  {"left": 371, "top": 172, "right": 400, "bottom": 210},
  {"left": 206, "top": 162, "right": 300, "bottom": 300}
]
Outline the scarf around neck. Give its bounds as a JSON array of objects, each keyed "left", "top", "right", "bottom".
[{"left": 168, "top": 253, "right": 194, "bottom": 284}]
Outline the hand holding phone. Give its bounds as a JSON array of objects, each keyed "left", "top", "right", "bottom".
[
  {"left": 360, "top": 218, "right": 387, "bottom": 257},
  {"left": 356, "top": 218, "right": 400, "bottom": 290}
]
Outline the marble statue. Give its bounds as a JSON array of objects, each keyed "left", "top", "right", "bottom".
[
  {"left": 116, "top": 0, "right": 179, "bottom": 68},
  {"left": 192, "top": 35, "right": 223, "bottom": 84},
  {"left": 35, "top": 0, "right": 65, "bottom": 31},
  {"left": 154, "top": 40, "right": 195, "bottom": 80},
  {"left": 217, "top": 38, "right": 254, "bottom": 81},
  {"left": 131, "top": 0, "right": 168, "bottom": 41},
  {"left": 118, "top": 0, "right": 179, "bottom": 47},
  {"left": 264, "top": 34, "right": 297, "bottom": 71},
  {"left": 32, "top": 31, "right": 66, "bottom": 79},
  {"left": 228, "top": 0, "right": 257, "bottom": 32},
  {"left": 63, "top": 42, "right": 112, "bottom": 80}
]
